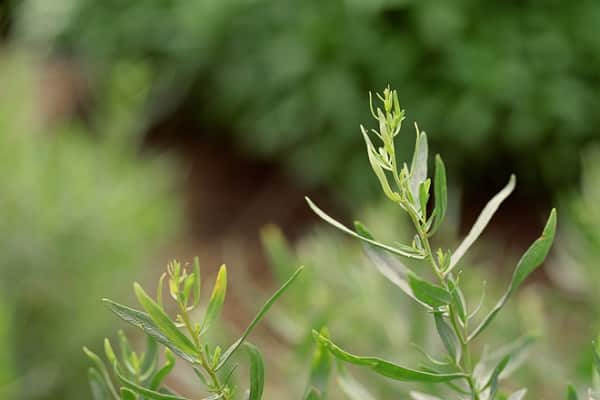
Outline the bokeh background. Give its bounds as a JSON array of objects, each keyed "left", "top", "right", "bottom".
[{"left": 1, "top": 1, "right": 600, "bottom": 399}]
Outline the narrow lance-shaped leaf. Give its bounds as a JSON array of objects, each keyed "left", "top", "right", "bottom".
[
  {"left": 566, "top": 384, "right": 578, "bottom": 400},
  {"left": 410, "top": 130, "right": 428, "bottom": 210},
  {"left": 216, "top": 266, "right": 304, "bottom": 370},
  {"left": 140, "top": 336, "right": 159, "bottom": 377},
  {"left": 245, "top": 343, "right": 265, "bottom": 400},
  {"left": 429, "top": 155, "right": 447, "bottom": 235},
  {"left": 114, "top": 363, "right": 192, "bottom": 400},
  {"left": 83, "top": 347, "right": 119, "bottom": 400},
  {"left": 449, "top": 175, "right": 516, "bottom": 271},
  {"left": 150, "top": 349, "right": 176, "bottom": 390},
  {"left": 433, "top": 312, "right": 459, "bottom": 362},
  {"left": 362, "top": 127, "right": 400, "bottom": 202},
  {"left": 120, "top": 388, "right": 137, "bottom": 400},
  {"left": 313, "top": 331, "right": 466, "bottom": 383},
  {"left": 103, "top": 299, "right": 196, "bottom": 363},
  {"left": 88, "top": 368, "right": 113, "bottom": 400},
  {"left": 133, "top": 283, "right": 198, "bottom": 357},
  {"left": 201, "top": 264, "right": 227, "bottom": 333},
  {"left": 469, "top": 209, "right": 557, "bottom": 341},
  {"left": 305, "top": 197, "right": 424, "bottom": 259}
]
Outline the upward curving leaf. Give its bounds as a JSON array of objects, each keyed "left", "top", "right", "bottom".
[
  {"left": 429, "top": 155, "right": 447, "bottom": 235},
  {"left": 306, "top": 197, "right": 424, "bottom": 259},
  {"left": 216, "top": 266, "right": 304, "bottom": 370},
  {"left": 201, "top": 264, "right": 227, "bottom": 333},
  {"left": 245, "top": 343, "right": 265, "bottom": 400},
  {"left": 449, "top": 175, "right": 516, "bottom": 271},
  {"left": 468, "top": 209, "right": 557, "bottom": 341},
  {"left": 313, "top": 331, "right": 466, "bottom": 383},
  {"left": 410, "top": 130, "right": 428, "bottom": 211}
]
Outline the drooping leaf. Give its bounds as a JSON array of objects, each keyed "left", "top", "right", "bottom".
[
  {"left": 468, "top": 209, "right": 556, "bottom": 341},
  {"left": 430, "top": 154, "right": 447, "bottom": 235},
  {"left": 313, "top": 331, "right": 465, "bottom": 383},
  {"left": 245, "top": 343, "right": 265, "bottom": 400},
  {"left": 133, "top": 283, "right": 199, "bottom": 357},
  {"left": 216, "top": 266, "right": 304, "bottom": 370},
  {"left": 450, "top": 175, "right": 516, "bottom": 270},
  {"left": 201, "top": 264, "right": 227, "bottom": 333},
  {"left": 408, "top": 274, "right": 451, "bottom": 308},
  {"left": 337, "top": 362, "right": 375, "bottom": 400},
  {"left": 306, "top": 197, "right": 424, "bottom": 259},
  {"left": 103, "top": 299, "right": 196, "bottom": 363}
]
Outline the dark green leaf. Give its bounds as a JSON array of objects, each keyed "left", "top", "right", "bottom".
[
  {"left": 150, "top": 349, "right": 176, "bottom": 390},
  {"left": 216, "top": 266, "right": 304, "bottom": 370},
  {"left": 120, "top": 388, "right": 137, "bottom": 400},
  {"left": 566, "top": 384, "right": 578, "bottom": 400},
  {"left": 469, "top": 209, "right": 556, "bottom": 341},
  {"left": 433, "top": 312, "right": 458, "bottom": 361},
  {"left": 245, "top": 343, "right": 265, "bottom": 400},
  {"left": 140, "top": 336, "right": 159, "bottom": 377},
  {"left": 313, "top": 331, "right": 465, "bottom": 383}
]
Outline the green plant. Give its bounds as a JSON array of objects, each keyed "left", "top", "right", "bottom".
[
  {"left": 84, "top": 258, "right": 304, "bottom": 399},
  {"left": 306, "top": 87, "right": 557, "bottom": 399}
]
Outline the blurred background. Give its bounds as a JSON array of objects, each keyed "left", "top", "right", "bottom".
[{"left": 0, "top": 0, "right": 599, "bottom": 399}]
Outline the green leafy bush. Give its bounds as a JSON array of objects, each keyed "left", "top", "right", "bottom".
[
  {"left": 306, "top": 87, "right": 557, "bottom": 399},
  {"left": 0, "top": 53, "right": 180, "bottom": 399},
  {"left": 17, "top": 0, "right": 600, "bottom": 198}
]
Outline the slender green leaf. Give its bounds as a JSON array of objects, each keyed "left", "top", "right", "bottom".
[
  {"left": 410, "top": 131, "right": 428, "bottom": 209},
  {"left": 408, "top": 274, "right": 451, "bottom": 308},
  {"left": 115, "top": 364, "right": 191, "bottom": 400},
  {"left": 469, "top": 209, "right": 556, "bottom": 341},
  {"left": 216, "top": 266, "right": 304, "bottom": 370},
  {"left": 450, "top": 175, "right": 516, "bottom": 270},
  {"left": 245, "top": 343, "right": 265, "bottom": 400},
  {"left": 430, "top": 154, "right": 447, "bottom": 235},
  {"left": 133, "top": 283, "right": 198, "bottom": 356},
  {"left": 192, "top": 256, "right": 201, "bottom": 308},
  {"left": 433, "top": 312, "right": 458, "bottom": 361},
  {"left": 483, "top": 355, "right": 510, "bottom": 398},
  {"left": 103, "top": 299, "right": 196, "bottom": 363},
  {"left": 448, "top": 278, "right": 467, "bottom": 324},
  {"left": 88, "top": 368, "right": 113, "bottom": 400},
  {"left": 306, "top": 197, "right": 424, "bottom": 259},
  {"left": 362, "top": 128, "right": 400, "bottom": 202},
  {"left": 150, "top": 349, "right": 176, "bottom": 390},
  {"left": 304, "top": 388, "right": 323, "bottom": 400},
  {"left": 84, "top": 347, "right": 119, "bottom": 400},
  {"left": 201, "top": 264, "right": 227, "bottom": 332},
  {"left": 313, "top": 331, "right": 465, "bottom": 383},
  {"left": 140, "top": 336, "right": 159, "bottom": 376}
]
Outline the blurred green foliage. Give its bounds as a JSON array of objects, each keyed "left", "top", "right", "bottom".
[
  {"left": 15, "top": 0, "right": 600, "bottom": 199},
  {"left": 0, "top": 52, "right": 181, "bottom": 399}
]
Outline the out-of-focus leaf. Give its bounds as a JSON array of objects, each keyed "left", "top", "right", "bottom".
[
  {"left": 133, "top": 283, "right": 198, "bottom": 356},
  {"left": 410, "top": 392, "right": 443, "bottom": 400},
  {"left": 304, "top": 388, "right": 323, "bottom": 400},
  {"left": 469, "top": 209, "right": 556, "bottom": 341},
  {"left": 450, "top": 175, "right": 516, "bottom": 270},
  {"left": 566, "top": 384, "right": 578, "bottom": 400},
  {"left": 337, "top": 362, "right": 375, "bottom": 400},
  {"left": 103, "top": 299, "right": 196, "bottom": 363},
  {"left": 216, "top": 266, "right": 304, "bottom": 370},
  {"left": 245, "top": 343, "right": 264, "bottom": 400},
  {"left": 483, "top": 355, "right": 510, "bottom": 399},
  {"left": 507, "top": 389, "right": 527, "bottom": 400},
  {"left": 120, "top": 388, "right": 137, "bottom": 400},
  {"left": 84, "top": 347, "right": 118, "bottom": 399},
  {"left": 313, "top": 331, "right": 465, "bottom": 382},
  {"left": 88, "top": 368, "right": 112, "bottom": 400},
  {"left": 201, "top": 264, "right": 227, "bottom": 333},
  {"left": 115, "top": 364, "right": 191, "bottom": 400},
  {"left": 306, "top": 197, "right": 424, "bottom": 259}
]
